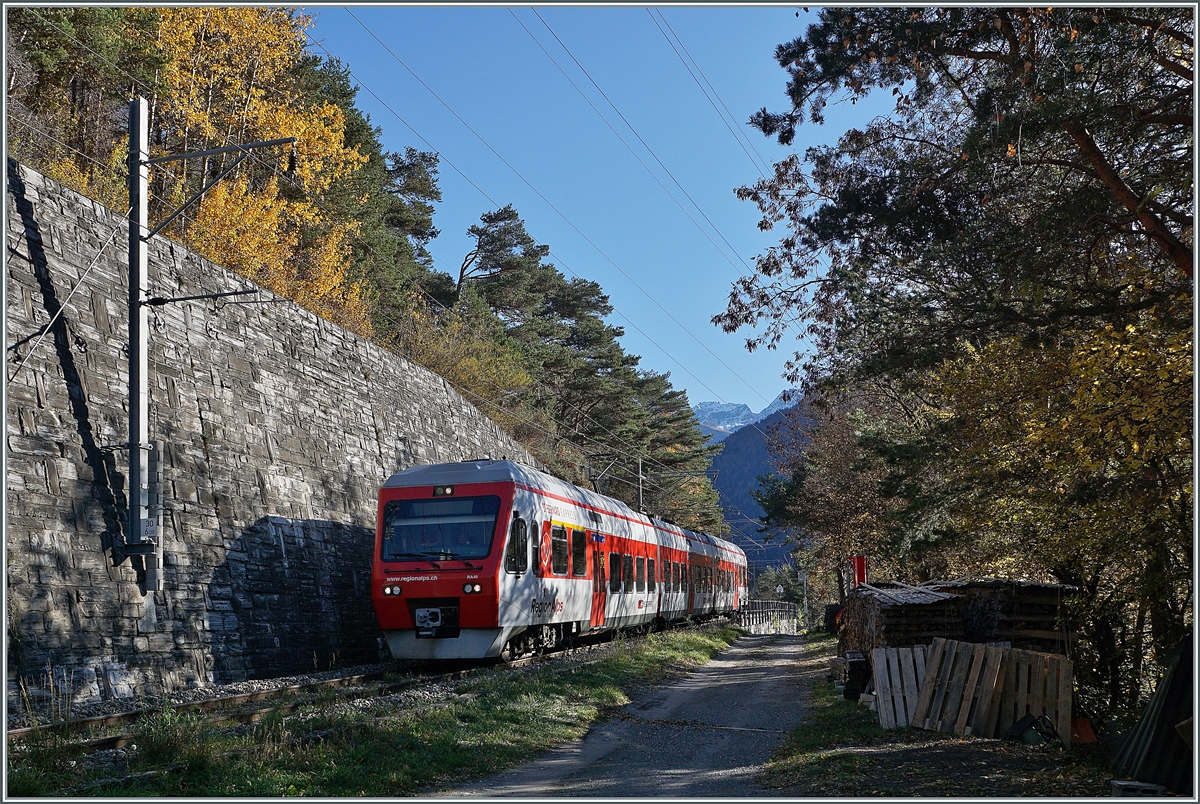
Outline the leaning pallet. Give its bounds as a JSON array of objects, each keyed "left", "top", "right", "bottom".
[
  {"left": 870, "top": 645, "right": 928, "bottom": 728},
  {"left": 910, "top": 637, "right": 1073, "bottom": 746}
]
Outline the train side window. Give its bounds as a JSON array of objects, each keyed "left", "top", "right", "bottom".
[
  {"left": 531, "top": 520, "right": 540, "bottom": 574},
  {"left": 635, "top": 557, "right": 646, "bottom": 592},
  {"left": 609, "top": 552, "right": 622, "bottom": 594},
  {"left": 623, "top": 554, "right": 634, "bottom": 594},
  {"left": 505, "top": 517, "right": 528, "bottom": 574},
  {"left": 551, "top": 526, "right": 569, "bottom": 575},
  {"left": 675, "top": 563, "right": 682, "bottom": 592},
  {"left": 593, "top": 549, "right": 605, "bottom": 591},
  {"left": 647, "top": 559, "right": 656, "bottom": 592},
  {"left": 571, "top": 529, "right": 587, "bottom": 576}
]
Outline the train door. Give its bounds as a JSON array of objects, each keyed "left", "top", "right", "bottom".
[
  {"left": 685, "top": 559, "right": 695, "bottom": 615},
  {"left": 590, "top": 534, "right": 606, "bottom": 628}
]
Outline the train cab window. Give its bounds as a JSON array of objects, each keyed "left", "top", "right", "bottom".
[
  {"left": 609, "top": 553, "right": 622, "bottom": 593},
  {"left": 647, "top": 559, "right": 656, "bottom": 592},
  {"left": 623, "top": 555, "right": 635, "bottom": 594},
  {"left": 382, "top": 495, "right": 500, "bottom": 562},
  {"left": 551, "top": 526, "right": 569, "bottom": 575},
  {"left": 635, "top": 557, "right": 645, "bottom": 592},
  {"left": 571, "top": 529, "right": 587, "bottom": 576},
  {"left": 504, "top": 517, "right": 528, "bottom": 574}
]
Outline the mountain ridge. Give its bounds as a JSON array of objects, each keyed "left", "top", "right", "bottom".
[{"left": 692, "top": 392, "right": 795, "bottom": 442}]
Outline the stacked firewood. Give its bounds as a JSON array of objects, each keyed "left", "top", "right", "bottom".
[
  {"left": 924, "top": 578, "right": 1076, "bottom": 655},
  {"left": 838, "top": 583, "right": 964, "bottom": 657}
]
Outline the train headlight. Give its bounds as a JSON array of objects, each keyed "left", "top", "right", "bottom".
[
  {"left": 383, "top": 585, "right": 402, "bottom": 596},
  {"left": 473, "top": 583, "right": 482, "bottom": 593},
  {"left": 462, "top": 583, "right": 483, "bottom": 594}
]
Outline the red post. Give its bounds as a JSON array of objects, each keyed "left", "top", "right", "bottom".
[{"left": 850, "top": 555, "right": 867, "bottom": 588}]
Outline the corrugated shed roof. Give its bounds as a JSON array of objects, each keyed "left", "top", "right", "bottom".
[
  {"left": 854, "top": 582, "right": 958, "bottom": 606},
  {"left": 921, "top": 576, "right": 1079, "bottom": 593}
]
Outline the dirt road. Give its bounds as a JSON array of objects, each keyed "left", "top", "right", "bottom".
[{"left": 433, "top": 633, "right": 807, "bottom": 797}]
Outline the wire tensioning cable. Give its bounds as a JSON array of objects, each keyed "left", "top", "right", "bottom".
[{"left": 7, "top": 207, "right": 133, "bottom": 387}]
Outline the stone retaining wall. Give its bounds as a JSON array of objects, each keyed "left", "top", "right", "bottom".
[{"left": 5, "top": 160, "right": 537, "bottom": 707}]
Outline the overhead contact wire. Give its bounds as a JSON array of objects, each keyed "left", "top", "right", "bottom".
[{"left": 345, "top": 8, "right": 772, "bottom": 408}]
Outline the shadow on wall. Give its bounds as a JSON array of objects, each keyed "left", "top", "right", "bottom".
[
  {"left": 6, "top": 158, "right": 132, "bottom": 576},
  {"left": 214, "top": 516, "right": 381, "bottom": 682}
]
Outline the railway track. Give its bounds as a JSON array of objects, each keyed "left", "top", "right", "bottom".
[{"left": 7, "top": 636, "right": 621, "bottom": 753}]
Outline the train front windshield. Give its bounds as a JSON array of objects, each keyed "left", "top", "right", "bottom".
[{"left": 381, "top": 495, "right": 501, "bottom": 562}]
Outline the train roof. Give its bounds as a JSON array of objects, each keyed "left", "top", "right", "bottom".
[
  {"left": 382, "top": 460, "right": 746, "bottom": 563},
  {"left": 383, "top": 458, "right": 545, "bottom": 489}
]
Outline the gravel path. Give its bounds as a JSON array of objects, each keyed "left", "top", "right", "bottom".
[{"left": 432, "top": 633, "right": 808, "bottom": 797}]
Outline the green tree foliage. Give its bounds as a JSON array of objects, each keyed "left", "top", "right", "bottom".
[
  {"left": 458, "top": 207, "right": 725, "bottom": 532},
  {"left": 717, "top": 6, "right": 1191, "bottom": 383},
  {"left": 291, "top": 56, "right": 447, "bottom": 330},
  {"left": 732, "top": 7, "right": 1192, "bottom": 720}
]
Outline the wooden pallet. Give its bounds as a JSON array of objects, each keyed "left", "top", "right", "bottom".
[
  {"left": 910, "top": 638, "right": 1072, "bottom": 745},
  {"left": 870, "top": 645, "right": 927, "bottom": 728}
]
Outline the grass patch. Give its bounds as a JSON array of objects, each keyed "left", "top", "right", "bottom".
[
  {"left": 8, "top": 624, "right": 741, "bottom": 797},
  {"left": 760, "top": 634, "right": 1112, "bottom": 797}
]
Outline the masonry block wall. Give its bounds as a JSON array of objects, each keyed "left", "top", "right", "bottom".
[{"left": 5, "top": 161, "right": 538, "bottom": 705}]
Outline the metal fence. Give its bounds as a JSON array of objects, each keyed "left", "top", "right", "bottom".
[{"left": 735, "top": 599, "right": 799, "bottom": 635}]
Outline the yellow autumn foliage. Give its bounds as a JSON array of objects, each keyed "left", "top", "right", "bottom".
[
  {"left": 145, "top": 8, "right": 374, "bottom": 336},
  {"left": 43, "top": 135, "right": 129, "bottom": 212},
  {"left": 188, "top": 175, "right": 294, "bottom": 286},
  {"left": 925, "top": 289, "right": 1193, "bottom": 599},
  {"left": 34, "top": 8, "right": 374, "bottom": 338}
]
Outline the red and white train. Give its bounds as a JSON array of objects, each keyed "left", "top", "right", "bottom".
[{"left": 372, "top": 459, "right": 748, "bottom": 660}]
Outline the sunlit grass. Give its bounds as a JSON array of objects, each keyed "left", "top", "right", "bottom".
[{"left": 8, "top": 623, "right": 742, "bottom": 797}]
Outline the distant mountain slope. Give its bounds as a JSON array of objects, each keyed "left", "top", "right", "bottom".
[
  {"left": 698, "top": 423, "right": 733, "bottom": 443},
  {"left": 707, "top": 405, "right": 800, "bottom": 574}
]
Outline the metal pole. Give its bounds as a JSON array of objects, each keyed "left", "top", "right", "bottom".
[
  {"left": 127, "top": 97, "right": 149, "bottom": 553},
  {"left": 637, "top": 457, "right": 643, "bottom": 512},
  {"left": 802, "top": 573, "right": 808, "bottom": 631}
]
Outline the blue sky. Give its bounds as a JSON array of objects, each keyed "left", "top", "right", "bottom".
[{"left": 307, "top": 5, "right": 887, "bottom": 411}]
